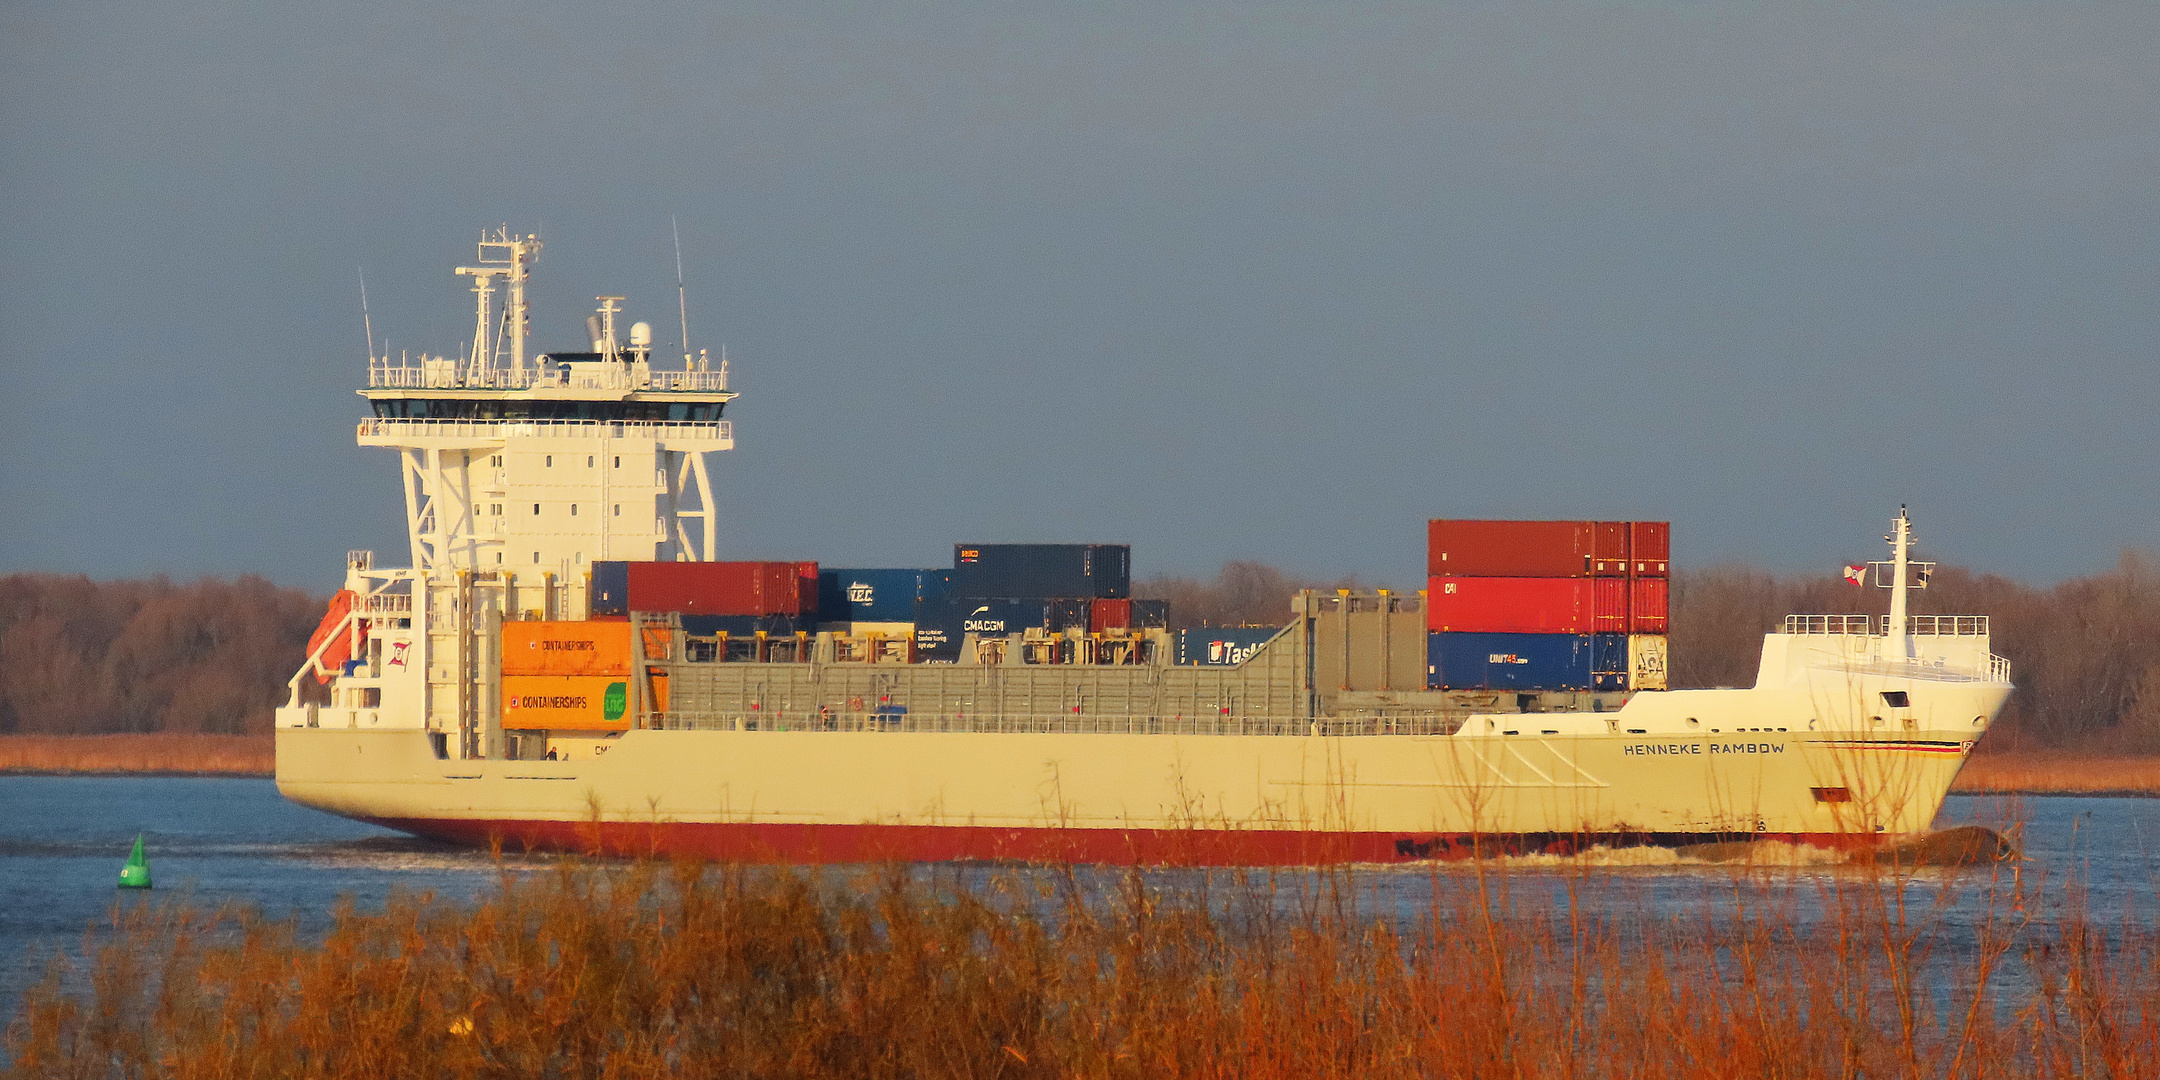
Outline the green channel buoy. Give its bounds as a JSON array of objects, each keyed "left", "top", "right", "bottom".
[{"left": 117, "top": 834, "right": 152, "bottom": 890}]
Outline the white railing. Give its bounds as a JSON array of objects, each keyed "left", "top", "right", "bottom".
[
  {"left": 643, "top": 711, "right": 1465, "bottom": 737},
  {"left": 367, "top": 360, "right": 729, "bottom": 393},
  {"left": 359, "top": 593, "right": 413, "bottom": 614},
  {"left": 1784, "top": 614, "right": 1877, "bottom": 635},
  {"left": 1989, "top": 654, "right": 2013, "bottom": 683},
  {"left": 357, "top": 418, "right": 731, "bottom": 442},
  {"left": 1783, "top": 614, "right": 1990, "bottom": 637}
]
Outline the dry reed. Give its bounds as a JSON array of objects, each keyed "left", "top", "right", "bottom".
[
  {"left": 1952, "top": 752, "right": 2160, "bottom": 797},
  {"left": 6, "top": 855, "right": 2154, "bottom": 1079},
  {"left": 0, "top": 734, "right": 274, "bottom": 776}
]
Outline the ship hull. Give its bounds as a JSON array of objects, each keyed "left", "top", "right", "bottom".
[{"left": 278, "top": 722, "right": 1986, "bottom": 865}]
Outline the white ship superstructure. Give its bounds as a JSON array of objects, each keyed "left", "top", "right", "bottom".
[
  {"left": 293, "top": 229, "right": 733, "bottom": 758},
  {"left": 274, "top": 233, "right": 2012, "bottom": 864}
]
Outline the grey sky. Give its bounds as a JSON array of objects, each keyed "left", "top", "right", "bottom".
[{"left": 3, "top": 1, "right": 2155, "bottom": 589}]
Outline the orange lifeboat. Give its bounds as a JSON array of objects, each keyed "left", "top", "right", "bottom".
[{"left": 306, "top": 589, "right": 368, "bottom": 684}]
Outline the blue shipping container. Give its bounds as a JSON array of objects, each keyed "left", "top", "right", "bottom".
[
  {"left": 818, "top": 569, "right": 944, "bottom": 623},
  {"left": 679, "top": 613, "right": 804, "bottom": 637},
  {"left": 1427, "top": 633, "right": 1594, "bottom": 691},
  {"left": 1175, "top": 627, "right": 1281, "bottom": 666},
  {"left": 913, "top": 599, "right": 1051, "bottom": 662},
  {"left": 951, "top": 544, "right": 1130, "bottom": 600},
  {"left": 1591, "top": 633, "right": 1629, "bottom": 691},
  {"left": 591, "top": 561, "right": 630, "bottom": 617},
  {"left": 1132, "top": 599, "right": 1170, "bottom": 630}
]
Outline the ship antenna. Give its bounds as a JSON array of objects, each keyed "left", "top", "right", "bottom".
[
  {"left": 673, "top": 215, "right": 693, "bottom": 366},
  {"left": 358, "top": 268, "right": 376, "bottom": 363}
]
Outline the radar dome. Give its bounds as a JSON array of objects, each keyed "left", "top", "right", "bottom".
[{"left": 629, "top": 321, "right": 653, "bottom": 347}]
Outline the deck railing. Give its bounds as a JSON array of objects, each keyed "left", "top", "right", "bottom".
[
  {"left": 1783, "top": 614, "right": 1990, "bottom": 637},
  {"left": 357, "top": 418, "right": 731, "bottom": 442},
  {"left": 367, "top": 360, "right": 728, "bottom": 393},
  {"left": 642, "top": 711, "right": 1467, "bottom": 737}
]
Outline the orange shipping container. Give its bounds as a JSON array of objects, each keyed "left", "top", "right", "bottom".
[
  {"left": 502, "top": 621, "right": 633, "bottom": 676},
  {"left": 502, "top": 674, "right": 632, "bottom": 731}
]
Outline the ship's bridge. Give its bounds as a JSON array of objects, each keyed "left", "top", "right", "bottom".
[{"left": 356, "top": 230, "right": 738, "bottom": 583}]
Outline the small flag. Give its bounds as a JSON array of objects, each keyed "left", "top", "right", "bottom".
[{"left": 1843, "top": 564, "right": 1867, "bottom": 586}]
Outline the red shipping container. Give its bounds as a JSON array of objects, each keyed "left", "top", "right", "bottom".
[
  {"left": 1088, "top": 598, "right": 1132, "bottom": 633},
  {"left": 1593, "top": 578, "right": 1630, "bottom": 633},
  {"left": 1427, "top": 576, "right": 1596, "bottom": 634},
  {"left": 1629, "top": 521, "right": 1670, "bottom": 577},
  {"left": 1629, "top": 577, "right": 1670, "bottom": 634},
  {"left": 1592, "top": 522, "right": 1630, "bottom": 576},
  {"left": 1427, "top": 520, "right": 1594, "bottom": 578},
  {"left": 626, "top": 560, "right": 820, "bottom": 617}
]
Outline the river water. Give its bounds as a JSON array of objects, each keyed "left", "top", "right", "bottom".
[{"left": 2, "top": 777, "right": 2157, "bottom": 1026}]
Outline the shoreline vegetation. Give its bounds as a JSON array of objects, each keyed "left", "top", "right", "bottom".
[
  {"left": 0, "top": 733, "right": 274, "bottom": 777},
  {"left": 8, "top": 856, "right": 2156, "bottom": 1077},
  {"left": 1, "top": 734, "right": 2155, "bottom": 797}
]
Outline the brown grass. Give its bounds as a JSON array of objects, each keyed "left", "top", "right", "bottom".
[
  {"left": 1953, "top": 751, "right": 2160, "bottom": 796},
  {"left": 6, "top": 857, "right": 2154, "bottom": 1079},
  {"left": 0, "top": 733, "right": 273, "bottom": 776}
]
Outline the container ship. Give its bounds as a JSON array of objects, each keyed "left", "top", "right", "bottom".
[{"left": 273, "top": 231, "right": 2013, "bottom": 864}]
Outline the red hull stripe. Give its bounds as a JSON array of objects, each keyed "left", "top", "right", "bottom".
[{"left": 363, "top": 816, "right": 1885, "bottom": 866}]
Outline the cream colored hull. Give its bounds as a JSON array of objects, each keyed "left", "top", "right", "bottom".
[{"left": 277, "top": 721, "right": 1985, "bottom": 863}]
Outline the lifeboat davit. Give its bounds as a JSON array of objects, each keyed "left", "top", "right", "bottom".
[{"left": 306, "top": 589, "right": 367, "bottom": 684}]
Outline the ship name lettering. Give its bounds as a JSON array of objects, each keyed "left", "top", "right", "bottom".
[{"left": 1623, "top": 743, "right": 1702, "bottom": 756}]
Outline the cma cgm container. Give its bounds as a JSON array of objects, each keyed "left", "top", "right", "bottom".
[
  {"left": 952, "top": 544, "right": 1130, "bottom": 599},
  {"left": 501, "top": 674, "right": 632, "bottom": 731},
  {"left": 1629, "top": 521, "right": 1670, "bottom": 577},
  {"left": 1427, "top": 520, "right": 1593, "bottom": 578},
  {"left": 501, "top": 621, "right": 632, "bottom": 677},
  {"left": 817, "top": 568, "right": 950, "bottom": 624},
  {"left": 1427, "top": 577, "right": 1602, "bottom": 634},
  {"left": 913, "top": 599, "right": 1052, "bottom": 662},
  {"left": 1175, "top": 627, "right": 1281, "bottom": 666},
  {"left": 623, "top": 561, "right": 818, "bottom": 617},
  {"left": 1426, "top": 633, "right": 1594, "bottom": 691}
]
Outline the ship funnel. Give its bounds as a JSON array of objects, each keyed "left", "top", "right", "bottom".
[{"left": 585, "top": 314, "right": 604, "bottom": 351}]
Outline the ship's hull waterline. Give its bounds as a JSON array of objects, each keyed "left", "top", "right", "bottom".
[{"left": 277, "top": 722, "right": 1989, "bottom": 865}]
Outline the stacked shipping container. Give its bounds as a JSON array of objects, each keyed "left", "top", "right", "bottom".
[
  {"left": 499, "top": 621, "right": 637, "bottom": 731},
  {"left": 1424, "top": 520, "right": 1669, "bottom": 691},
  {"left": 918, "top": 544, "right": 1147, "bottom": 662}
]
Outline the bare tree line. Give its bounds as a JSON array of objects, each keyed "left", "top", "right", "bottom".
[
  {"left": 0, "top": 574, "right": 322, "bottom": 736},
  {"left": 6, "top": 557, "right": 2160, "bottom": 748}
]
